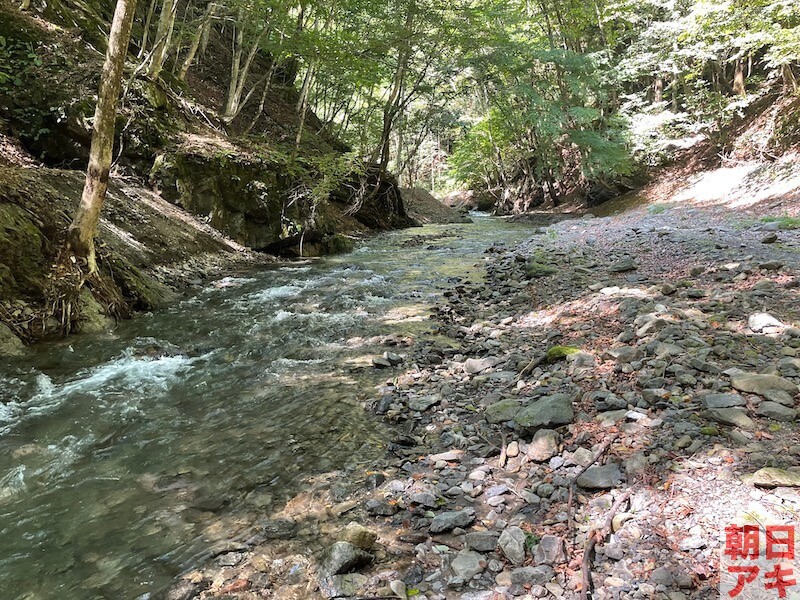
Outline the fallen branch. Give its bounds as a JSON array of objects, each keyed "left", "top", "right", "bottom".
[{"left": 580, "top": 487, "right": 634, "bottom": 600}]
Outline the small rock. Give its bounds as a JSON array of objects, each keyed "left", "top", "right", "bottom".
[
  {"left": 747, "top": 468, "right": 800, "bottom": 487},
  {"left": 498, "top": 526, "right": 527, "bottom": 566},
  {"left": 703, "top": 408, "right": 755, "bottom": 429},
  {"left": 527, "top": 429, "right": 559, "bottom": 462},
  {"left": 748, "top": 313, "right": 784, "bottom": 333},
  {"left": 731, "top": 373, "right": 799, "bottom": 396},
  {"left": 761, "top": 232, "right": 779, "bottom": 244},
  {"left": 515, "top": 394, "right": 575, "bottom": 431},
  {"left": 340, "top": 522, "right": 378, "bottom": 550},
  {"left": 533, "top": 535, "right": 566, "bottom": 566},
  {"left": 451, "top": 549, "right": 486, "bottom": 581},
  {"left": 756, "top": 401, "right": 797, "bottom": 422},
  {"left": 429, "top": 508, "right": 475, "bottom": 533},
  {"left": 465, "top": 531, "right": 500, "bottom": 552},
  {"left": 510, "top": 565, "right": 555, "bottom": 586},
  {"left": 321, "top": 541, "right": 372, "bottom": 577},
  {"left": 576, "top": 463, "right": 624, "bottom": 490}
]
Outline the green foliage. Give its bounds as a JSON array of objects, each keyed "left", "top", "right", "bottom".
[
  {"left": 760, "top": 216, "right": 800, "bottom": 229},
  {"left": 545, "top": 346, "right": 581, "bottom": 362}
]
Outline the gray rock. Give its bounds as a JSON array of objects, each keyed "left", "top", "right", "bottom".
[
  {"left": 761, "top": 233, "right": 779, "bottom": 244},
  {"left": 763, "top": 389, "right": 795, "bottom": 406},
  {"left": 756, "top": 401, "right": 797, "bottom": 422},
  {"left": 650, "top": 567, "right": 675, "bottom": 586},
  {"left": 321, "top": 541, "right": 372, "bottom": 577},
  {"left": 748, "top": 312, "right": 784, "bottom": 333},
  {"left": 383, "top": 351, "right": 403, "bottom": 365},
  {"left": 408, "top": 395, "right": 440, "bottom": 411},
  {"left": 429, "top": 508, "right": 475, "bottom": 533},
  {"left": 609, "top": 259, "right": 638, "bottom": 273},
  {"left": 704, "top": 408, "right": 755, "bottom": 429},
  {"left": 603, "top": 346, "right": 642, "bottom": 363},
  {"left": 498, "top": 526, "right": 527, "bottom": 565},
  {"left": 515, "top": 394, "right": 575, "bottom": 431},
  {"left": 759, "top": 261, "right": 783, "bottom": 270},
  {"left": 576, "top": 463, "right": 624, "bottom": 490},
  {"left": 533, "top": 535, "right": 566, "bottom": 566},
  {"left": 485, "top": 399, "right": 522, "bottom": 424},
  {"left": 510, "top": 565, "right": 555, "bottom": 586},
  {"left": 465, "top": 531, "right": 500, "bottom": 552},
  {"left": 747, "top": 467, "right": 800, "bottom": 487},
  {"left": 731, "top": 373, "right": 798, "bottom": 396},
  {"left": 451, "top": 549, "right": 486, "bottom": 580},
  {"left": 372, "top": 356, "right": 392, "bottom": 368},
  {"left": 465, "top": 357, "right": 498, "bottom": 374},
  {"left": 319, "top": 574, "right": 368, "bottom": 598},
  {"left": 0, "top": 323, "right": 24, "bottom": 357},
  {"left": 527, "top": 429, "right": 559, "bottom": 462},
  {"left": 701, "top": 393, "right": 746, "bottom": 409}
]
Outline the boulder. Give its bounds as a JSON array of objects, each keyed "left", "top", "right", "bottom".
[
  {"left": 576, "top": 463, "right": 624, "bottom": 490},
  {"left": 515, "top": 394, "right": 575, "bottom": 431}
]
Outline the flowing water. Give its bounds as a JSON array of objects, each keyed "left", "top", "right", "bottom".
[{"left": 0, "top": 216, "right": 535, "bottom": 599}]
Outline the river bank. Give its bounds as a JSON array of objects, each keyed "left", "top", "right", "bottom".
[{"left": 166, "top": 185, "right": 800, "bottom": 600}]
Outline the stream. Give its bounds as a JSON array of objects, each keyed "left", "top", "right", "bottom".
[{"left": 0, "top": 216, "right": 536, "bottom": 599}]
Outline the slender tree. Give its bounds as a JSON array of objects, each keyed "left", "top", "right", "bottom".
[{"left": 65, "top": 0, "right": 138, "bottom": 275}]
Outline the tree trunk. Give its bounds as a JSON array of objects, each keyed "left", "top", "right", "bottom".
[
  {"left": 138, "top": 0, "right": 157, "bottom": 58},
  {"left": 66, "top": 0, "right": 138, "bottom": 275},
  {"left": 178, "top": 2, "right": 217, "bottom": 80},
  {"left": 733, "top": 58, "right": 746, "bottom": 97},
  {"left": 653, "top": 76, "right": 663, "bottom": 104},
  {"left": 782, "top": 63, "right": 798, "bottom": 93},
  {"left": 146, "top": 0, "right": 177, "bottom": 79}
]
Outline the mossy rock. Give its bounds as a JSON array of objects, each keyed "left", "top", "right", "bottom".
[
  {"left": 0, "top": 203, "right": 48, "bottom": 300},
  {"left": 525, "top": 261, "right": 558, "bottom": 279},
  {"left": 322, "top": 233, "right": 355, "bottom": 255},
  {"left": 545, "top": 346, "right": 580, "bottom": 362}
]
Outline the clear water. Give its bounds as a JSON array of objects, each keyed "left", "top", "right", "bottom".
[{"left": 0, "top": 216, "right": 535, "bottom": 600}]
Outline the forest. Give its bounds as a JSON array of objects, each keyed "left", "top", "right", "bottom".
[{"left": 0, "top": 0, "right": 799, "bottom": 599}]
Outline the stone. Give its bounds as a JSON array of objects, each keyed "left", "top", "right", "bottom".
[
  {"left": 510, "top": 565, "right": 555, "bottom": 586},
  {"left": 465, "top": 531, "right": 500, "bottom": 552},
  {"left": 649, "top": 567, "right": 675, "bottom": 586},
  {"left": 701, "top": 393, "right": 746, "bottom": 409},
  {"left": 485, "top": 399, "right": 522, "bottom": 424},
  {"left": 759, "top": 261, "right": 783, "bottom": 270},
  {"left": 757, "top": 402, "right": 797, "bottom": 421},
  {"left": 372, "top": 356, "right": 392, "bottom": 368},
  {"left": 515, "top": 394, "right": 575, "bottom": 431},
  {"left": 366, "top": 498, "right": 398, "bottom": 516},
  {"left": 748, "top": 313, "right": 784, "bottom": 333},
  {"left": 340, "top": 522, "right": 378, "bottom": 550},
  {"left": 319, "top": 574, "right": 368, "bottom": 598},
  {"left": 603, "top": 345, "right": 642, "bottom": 363},
  {"left": 408, "top": 395, "right": 440, "bottom": 411},
  {"left": 731, "top": 373, "right": 799, "bottom": 396},
  {"left": 0, "top": 323, "right": 24, "bottom": 357},
  {"left": 465, "top": 357, "right": 498, "bottom": 374},
  {"left": 451, "top": 549, "right": 486, "bottom": 580},
  {"left": 429, "top": 508, "right": 475, "bottom": 533},
  {"left": 527, "top": 429, "right": 559, "bottom": 462},
  {"left": 761, "top": 233, "right": 779, "bottom": 244},
  {"left": 576, "top": 463, "right": 624, "bottom": 490},
  {"left": 384, "top": 351, "right": 403, "bottom": 365},
  {"left": 609, "top": 259, "right": 637, "bottom": 273},
  {"left": 321, "top": 541, "right": 372, "bottom": 576},
  {"left": 747, "top": 468, "right": 800, "bottom": 487},
  {"left": 498, "top": 526, "right": 527, "bottom": 565},
  {"left": 533, "top": 535, "right": 566, "bottom": 566},
  {"left": 704, "top": 408, "right": 755, "bottom": 429}
]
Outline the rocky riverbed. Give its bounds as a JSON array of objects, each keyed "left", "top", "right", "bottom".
[{"left": 162, "top": 199, "right": 799, "bottom": 600}]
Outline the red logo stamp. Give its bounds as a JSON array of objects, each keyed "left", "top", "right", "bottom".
[{"left": 722, "top": 523, "right": 798, "bottom": 599}]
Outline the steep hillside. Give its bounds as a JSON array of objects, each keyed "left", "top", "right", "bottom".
[{"left": 0, "top": 0, "right": 414, "bottom": 350}]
